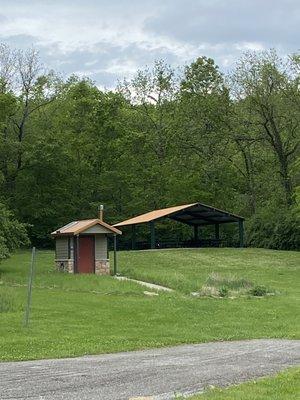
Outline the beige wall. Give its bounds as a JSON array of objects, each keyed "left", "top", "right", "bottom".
[
  {"left": 55, "top": 234, "right": 107, "bottom": 262},
  {"left": 95, "top": 235, "right": 108, "bottom": 259},
  {"left": 55, "top": 237, "right": 69, "bottom": 259},
  {"left": 83, "top": 225, "right": 113, "bottom": 234}
]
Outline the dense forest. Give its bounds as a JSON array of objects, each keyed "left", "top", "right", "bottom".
[{"left": 0, "top": 44, "right": 299, "bottom": 256}]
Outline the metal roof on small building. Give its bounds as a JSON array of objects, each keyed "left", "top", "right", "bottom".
[
  {"left": 114, "top": 203, "right": 244, "bottom": 227},
  {"left": 52, "top": 219, "right": 122, "bottom": 236}
]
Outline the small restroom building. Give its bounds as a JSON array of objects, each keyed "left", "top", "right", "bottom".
[{"left": 51, "top": 217, "right": 122, "bottom": 275}]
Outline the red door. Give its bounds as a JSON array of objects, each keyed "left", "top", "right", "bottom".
[{"left": 77, "top": 236, "right": 94, "bottom": 273}]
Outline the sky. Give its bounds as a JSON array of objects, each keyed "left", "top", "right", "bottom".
[{"left": 0, "top": 0, "right": 299, "bottom": 88}]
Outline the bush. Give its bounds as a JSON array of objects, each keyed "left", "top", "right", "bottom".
[
  {"left": 0, "top": 236, "right": 10, "bottom": 261},
  {"left": 249, "top": 285, "right": 268, "bottom": 296},
  {"left": 0, "top": 203, "right": 29, "bottom": 261},
  {"left": 219, "top": 286, "right": 229, "bottom": 297},
  {"left": 247, "top": 207, "right": 300, "bottom": 250}
]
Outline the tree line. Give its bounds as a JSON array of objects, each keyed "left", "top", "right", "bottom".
[{"left": 0, "top": 44, "right": 299, "bottom": 256}]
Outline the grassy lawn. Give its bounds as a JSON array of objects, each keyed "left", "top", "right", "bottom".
[
  {"left": 188, "top": 367, "right": 300, "bottom": 400},
  {"left": 118, "top": 247, "right": 300, "bottom": 294},
  {"left": 0, "top": 248, "right": 299, "bottom": 361}
]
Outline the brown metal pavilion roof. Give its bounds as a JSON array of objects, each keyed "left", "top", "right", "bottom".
[{"left": 114, "top": 203, "right": 244, "bottom": 227}]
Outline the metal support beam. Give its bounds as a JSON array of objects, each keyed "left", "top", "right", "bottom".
[
  {"left": 75, "top": 235, "right": 79, "bottom": 273},
  {"left": 239, "top": 220, "right": 244, "bottom": 248},
  {"left": 215, "top": 223, "right": 220, "bottom": 248},
  {"left": 131, "top": 224, "right": 136, "bottom": 250},
  {"left": 106, "top": 235, "right": 109, "bottom": 259},
  {"left": 150, "top": 221, "right": 155, "bottom": 249},
  {"left": 113, "top": 234, "right": 117, "bottom": 275},
  {"left": 194, "top": 225, "right": 199, "bottom": 241},
  {"left": 185, "top": 210, "right": 221, "bottom": 223},
  {"left": 215, "top": 223, "right": 220, "bottom": 240}
]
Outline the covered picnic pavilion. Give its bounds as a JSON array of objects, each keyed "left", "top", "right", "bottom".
[{"left": 114, "top": 202, "right": 245, "bottom": 250}]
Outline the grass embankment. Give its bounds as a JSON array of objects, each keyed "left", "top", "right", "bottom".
[
  {"left": 0, "top": 248, "right": 299, "bottom": 361},
  {"left": 188, "top": 367, "right": 300, "bottom": 400},
  {"left": 118, "top": 247, "right": 299, "bottom": 295}
]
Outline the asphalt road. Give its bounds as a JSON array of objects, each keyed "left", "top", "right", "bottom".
[{"left": 1, "top": 339, "right": 299, "bottom": 400}]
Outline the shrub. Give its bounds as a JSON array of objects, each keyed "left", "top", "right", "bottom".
[
  {"left": 247, "top": 207, "right": 300, "bottom": 250},
  {"left": 0, "top": 203, "right": 29, "bottom": 261},
  {"left": 249, "top": 285, "right": 268, "bottom": 297},
  {"left": 219, "top": 286, "right": 229, "bottom": 297}
]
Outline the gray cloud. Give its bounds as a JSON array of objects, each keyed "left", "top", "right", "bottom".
[
  {"left": 45, "top": 41, "right": 179, "bottom": 87},
  {"left": 0, "top": 14, "right": 7, "bottom": 23},
  {"left": 1, "top": 34, "right": 40, "bottom": 49},
  {"left": 144, "top": 0, "right": 300, "bottom": 48},
  {"left": 0, "top": 0, "right": 299, "bottom": 87}
]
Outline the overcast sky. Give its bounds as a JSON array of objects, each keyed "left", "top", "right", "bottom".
[{"left": 0, "top": 0, "right": 299, "bottom": 88}]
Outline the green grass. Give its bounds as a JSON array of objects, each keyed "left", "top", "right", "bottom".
[
  {"left": 0, "top": 248, "right": 299, "bottom": 361},
  {"left": 118, "top": 248, "right": 300, "bottom": 294},
  {"left": 187, "top": 367, "right": 300, "bottom": 399}
]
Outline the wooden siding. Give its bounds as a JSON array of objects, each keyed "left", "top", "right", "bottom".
[
  {"left": 95, "top": 235, "right": 107, "bottom": 259},
  {"left": 55, "top": 237, "right": 69, "bottom": 259}
]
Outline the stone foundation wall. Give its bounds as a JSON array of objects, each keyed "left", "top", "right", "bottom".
[
  {"left": 95, "top": 259, "right": 110, "bottom": 275},
  {"left": 55, "top": 258, "right": 109, "bottom": 275},
  {"left": 55, "top": 259, "right": 73, "bottom": 273}
]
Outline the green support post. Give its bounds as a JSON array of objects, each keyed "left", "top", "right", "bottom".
[
  {"left": 75, "top": 235, "right": 79, "bottom": 273},
  {"left": 131, "top": 224, "right": 136, "bottom": 250},
  {"left": 113, "top": 234, "right": 117, "bottom": 275},
  {"left": 215, "top": 223, "right": 220, "bottom": 248},
  {"left": 150, "top": 221, "right": 155, "bottom": 249},
  {"left": 194, "top": 225, "right": 199, "bottom": 242},
  {"left": 215, "top": 224, "right": 220, "bottom": 240},
  {"left": 106, "top": 236, "right": 109, "bottom": 259},
  {"left": 239, "top": 220, "right": 244, "bottom": 248}
]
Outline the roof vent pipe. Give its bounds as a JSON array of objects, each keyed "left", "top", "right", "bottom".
[{"left": 99, "top": 204, "right": 104, "bottom": 221}]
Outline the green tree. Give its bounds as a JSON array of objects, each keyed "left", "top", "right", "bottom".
[
  {"left": 173, "top": 57, "right": 236, "bottom": 210},
  {"left": 118, "top": 60, "right": 178, "bottom": 210},
  {"left": 0, "top": 44, "right": 61, "bottom": 197},
  {"left": 230, "top": 50, "right": 300, "bottom": 206}
]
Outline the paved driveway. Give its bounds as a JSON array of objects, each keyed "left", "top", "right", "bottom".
[{"left": 1, "top": 339, "right": 299, "bottom": 400}]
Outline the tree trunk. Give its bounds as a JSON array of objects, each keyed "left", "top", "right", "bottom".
[{"left": 262, "top": 113, "right": 294, "bottom": 206}]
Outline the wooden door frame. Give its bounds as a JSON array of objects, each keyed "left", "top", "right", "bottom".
[{"left": 74, "top": 234, "right": 95, "bottom": 273}]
